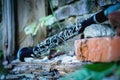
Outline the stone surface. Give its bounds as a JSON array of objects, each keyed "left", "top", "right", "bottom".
[
  {"left": 51, "top": 0, "right": 74, "bottom": 8},
  {"left": 6, "top": 60, "right": 85, "bottom": 80},
  {"left": 97, "top": 0, "right": 120, "bottom": 6},
  {"left": 55, "top": 0, "right": 120, "bottom": 20},
  {"left": 52, "top": 0, "right": 120, "bottom": 9},
  {"left": 58, "top": 0, "right": 74, "bottom": 7},
  {"left": 3, "top": 52, "right": 89, "bottom": 80},
  {"left": 84, "top": 24, "right": 115, "bottom": 38},
  {"left": 55, "top": 1, "right": 98, "bottom": 20},
  {"left": 74, "top": 36, "right": 120, "bottom": 62},
  {"left": 17, "top": 0, "right": 47, "bottom": 48}
]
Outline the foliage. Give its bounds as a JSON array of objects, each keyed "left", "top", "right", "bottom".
[
  {"left": 0, "top": 50, "right": 3, "bottom": 60},
  {"left": 0, "top": 50, "right": 8, "bottom": 74},
  {"left": 84, "top": 62, "right": 115, "bottom": 72},
  {"left": 115, "top": 65, "right": 120, "bottom": 76},
  {"left": 48, "top": 0, "right": 62, "bottom": 30},
  {"left": 60, "top": 62, "right": 120, "bottom": 80},
  {"left": 24, "top": 0, "right": 62, "bottom": 36},
  {"left": 24, "top": 15, "right": 57, "bottom": 36}
]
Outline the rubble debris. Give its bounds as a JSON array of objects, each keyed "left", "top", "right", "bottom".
[{"left": 5, "top": 57, "right": 86, "bottom": 79}]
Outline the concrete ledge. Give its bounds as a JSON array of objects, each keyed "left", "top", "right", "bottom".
[{"left": 74, "top": 36, "right": 120, "bottom": 62}]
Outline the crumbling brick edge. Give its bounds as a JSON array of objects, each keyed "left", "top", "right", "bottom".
[{"left": 74, "top": 36, "right": 120, "bottom": 62}]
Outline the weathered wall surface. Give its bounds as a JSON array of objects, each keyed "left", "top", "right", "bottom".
[{"left": 17, "top": 0, "right": 47, "bottom": 48}]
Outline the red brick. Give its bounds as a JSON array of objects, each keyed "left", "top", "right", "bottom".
[
  {"left": 74, "top": 36, "right": 120, "bottom": 62},
  {"left": 108, "top": 11, "right": 120, "bottom": 36}
]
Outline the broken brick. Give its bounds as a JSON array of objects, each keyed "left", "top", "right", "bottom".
[
  {"left": 108, "top": 11, "right": 120, "bottom": 36},
  {"left": 74, "top": 36, "right": 120, "bottom": 62}
]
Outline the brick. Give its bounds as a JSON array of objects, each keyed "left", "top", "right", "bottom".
[
  {"left": 74, "top": 36, "right": 120, "bottom": 62},
  {"left": 108, "top": 11, "right": 120, "bottom": 36}
]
